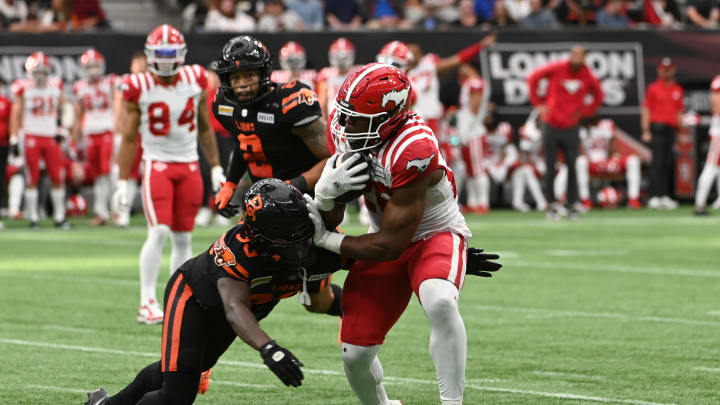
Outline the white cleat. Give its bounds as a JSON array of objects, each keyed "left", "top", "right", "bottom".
[
  {"left": 647, "top": 197, "right": 663, "bottom": 209},
  {"left": 712, "top": 198, "right": 720, "bottom": 210},
  {"left": 661, "top": 196, "right": 678, "bottom": 210},
  {"left": 137, "top": 298, "right": 164, "bottom": 324},
  {"left": 512, "top": 203, "right": 530, "bottom": 213},
  {"left": 194, "top": 207, "right": 212, "bottom": 227},
  {"left": 387, "top": 401, "right": 404, "bottom": 405}
]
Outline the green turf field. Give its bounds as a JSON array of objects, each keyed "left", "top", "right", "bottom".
[{"left": 1, "top": 208, "right": 719, "bottom": 405}]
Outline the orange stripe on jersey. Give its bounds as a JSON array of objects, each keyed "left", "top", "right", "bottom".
[
  {"left": 221, "top": 264, "right": 242, "bottom": 279},
  {"left": 282, "top": 91, "right": 299, "bottom": 106},
  {"left": 168, "top": 282, "right": 193, "bottom": 372},
  {"left": 234, "top": 263, "right": 250, "bottom": 280},
  {"left": 282, "top": 101, "right": 298, "bottom": 114},
  {"left": 161, "top": 275, "right": 183, "bottom": 372}
]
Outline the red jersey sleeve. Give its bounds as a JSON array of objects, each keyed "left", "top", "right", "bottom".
[
  {"left": 11, "top": 80, "right": 26, "bottom": 98},
  {"left": 390, "top": 136, "right": 440, "bottom": 190},
  {"left": 675, "top": 85, "right": 684, "bottom": 111},
  {"left": 643, "top": 83, "right": 655, "bottom": 108},
  {"left": 190, "top": 64, "right": 208, "bottom": 90},
  {"left": 527, "top": 61, "right": 564, "bottom": 106},
  {"left": 121, "top": 74, "right": 141, "bottom": 103},
  {"left": 467, "top": 77, "right": 484, "bottom": 93},
  {"left": 581, "top": 68, "right": 604, "bottom": 117}
]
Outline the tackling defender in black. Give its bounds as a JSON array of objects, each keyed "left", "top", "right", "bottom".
[
  {"left": 85, "top": 179, "right": 346, "bottom": 405},
  {"left": 212, "top": 35, "right": 330, "bottom": 215}
]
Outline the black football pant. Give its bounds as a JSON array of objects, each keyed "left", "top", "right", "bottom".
[
  {"left": 105, "top": 272, "right": 236, "bottom": 405},
  {"left": 649, "top": 123, "right": 676, "bottom": 198},
  {"left": 542, "top": 122, "right": 580, "bottom": 206}
]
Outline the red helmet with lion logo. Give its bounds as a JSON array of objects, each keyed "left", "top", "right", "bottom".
[{"left": 331, "top": 63, "right": 412, "bottom": 152}]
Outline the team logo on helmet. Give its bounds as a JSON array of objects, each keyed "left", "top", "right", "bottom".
[
  {"left": 381, "top": 88, "right": 409, "bottom": 110},
  {"left": 244, "top": 194, "right": 264, "bottom": 221}
]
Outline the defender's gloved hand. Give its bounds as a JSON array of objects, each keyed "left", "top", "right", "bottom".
[
  {"left": 259, "top": 340, "right": 304, "bottom": 387},
  {"left": 466, "top": 248, "right": 501, "bottom": 277}
]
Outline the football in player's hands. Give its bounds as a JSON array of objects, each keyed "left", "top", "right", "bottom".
[{"left": 333, "top": 152, "right": 370, "bottom": 204}]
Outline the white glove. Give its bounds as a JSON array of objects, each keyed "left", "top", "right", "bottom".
[
  {"left": 304, "top": 194, "right": 345, "bottom": 253},
  {"left": 211, "top": 165, "right": 226, "bottom": 192},
  {"left": 314, "top": 153, "right": 370, "bottom": 211},
  {"left": 113, "top": 179, "right": 130, "bottom": 213},
  {"left": 710, "top": 115, "right": 720, "bottom": 137}
]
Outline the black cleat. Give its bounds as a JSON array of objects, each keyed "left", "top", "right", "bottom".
[
  {"left": 29, "top": 221, "right": 39, "bottom": 229},
  {"left": 85, "top": 388, "right": 109, "bottom": 405},
  {"left": 694, "top": 207, "right": 709, "bottom": 216},
  {"left": 54, "top": 220, "right": 72, "bottom": 230}
]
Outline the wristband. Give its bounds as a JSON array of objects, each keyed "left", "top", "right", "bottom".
[
  {"left": 323, "top": 232, "right": 345, "bottom": 254},
  {"left": 288, "top": 175, "right": 309, "bottom": 193},
  {"left": 314, "top": 195, "right": 335, "bottom": 212}
]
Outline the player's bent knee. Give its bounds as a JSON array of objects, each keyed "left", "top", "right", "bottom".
[
  {"left": 342, "top": 343, "right": 379, "bottom": 369},
  {"left": 149, "top": 225, "right": 171, "bottom": 243},
  {"left": 419, "top": 279, "right": 460, "bottom": 322}
]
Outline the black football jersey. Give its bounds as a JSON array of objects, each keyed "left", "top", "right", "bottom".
[
  {"left": 179, "top": 225, "right": 348, "bottom": 321},
  {"left": 212, "top": 81, "right": 322, "bottom": 183}
]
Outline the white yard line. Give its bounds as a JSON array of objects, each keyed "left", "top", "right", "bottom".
[
  {"left": 210, "top": 380, "right": 275, "bottom": 389},
  {"left": 706, "top": 310, "right": 720, "bottom": 316},
  {"left": 3, "top": 338, "right": 676, "bottom": 405},
  {"left": 693, "top": 366, "right": 720, "bottom": 373},
  {"left": 506, "top": 260, "right": 720, "bottom": 278},
  {"left": 25, "top": 384, "right": 88, "bottom": 394},
  {"left": 531, "top": 370, "right": 605, "bottom": 380},
  {"left": 474, "top": 305, "right": 720, "bottom": 327},
  {"left": 544, "top": 249, "right": 627, "bottom": 257}
]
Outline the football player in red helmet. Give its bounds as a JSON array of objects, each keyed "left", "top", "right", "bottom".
[
  {"left": 270, "top": 41, "right": 317, "bottom": 89},
  {"left": 9, "top": 51, "right": 70, "bottom": 229},
  {"left": 317, "top": 37, "right": 356, "bottom": 117},
  {"left": 376, "top": 40, "right": 415, "bottom": 73},
  {"left": 72, "top": 49, "right": 121, "bottom": 226},
  {"left": 308, "top": 63, "right": 501, "bottom": 405},
  {"left": 113, "top": 24, "right": 223, "bottom": 327}
]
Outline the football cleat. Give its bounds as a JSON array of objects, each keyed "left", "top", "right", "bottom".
[
  {"left": 137, "top": 299, "right": 164, "bottom": 324},
  {"left": 54, "top": 220, "right": 72, "bottom": 230},
  {"left": 85, "top": 388, "right": 109, "bottom": 405},
  {"left": 711, "top": 198, "right": 720, "bottom": 210},
  {"left": 628, "top": 198, "right": 643, "bottom": 209},
  {"left": 90, "top": 216, "right": 107, "bottom": 226},
  {"left": 512, "top": 202, "right": 530, "bottom": 213},
  {"left": 580, "top": 198, "right": 593, "bottom": 211},
  {"left": 197, "top": 368, "right": 212, "bottom": 394},
  {"left": 694, "top": 207, "right": 709, "bottom": 216},
  {"left": 661, "top": 196, "right": 678, "bottom": 210},
  {"left": 647, "top": 197, "right": 663, "bottom": 209},
  {"left": 29, "top": 221, "right": 39, "bottom": 229}
]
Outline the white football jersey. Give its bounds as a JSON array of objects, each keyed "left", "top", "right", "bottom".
[
  {"left": 457, "top": 77, "right": 486, "bottom": 143},
  {"left": 328, "top": 111, "right": 471, "bottom": 242},
  {"left": 408, "top": 54, "right": 443, "bottom": 121},
  {"left": 12, "top": 77, "right": 63, "bottom": 137},
  {"left": 580, "top": 119, "right": 615, "bottom": 163},
  {"left": 73, "top": 75, "right": 120, "bottom": 135},
  {"left": 271, "top": 69, "right": 317, "bottom": 90},
  {"left": 122, "top": 65, "right": 207, "bottom": 162}
]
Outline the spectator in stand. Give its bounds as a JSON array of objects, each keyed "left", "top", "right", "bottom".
[
  {"left": 686, "top": 0, "right": 720, "bottom": 28},
  {"left": 257, "top": 0, "right": 303, "bottom": 31},
  {"left": 491, "top": 0, "right": 511, "bottom": 25},
  {"left": 0, "top": 0, "right": 28, "bottom": 29},
  {"left": 458, "top": 0, "right": 479, "bottom": 26},
  {"left": 287, "top": 0, "right": 323, "bottom": 30},
  {"left": 520, "top": 0, "right": 560, "bottom": 27},
  {"left": 504, "top": 0, "right": 532, "bottom": 23},
  {"left": 643, "top": 0, "right": 681, "bottom": 27},
  {"left": 204, "top": 0, "right": 256, "bottom": 32},
  {"left": 362, "top": 0, "right": 407, "bottom": 29},
  {"left": 642, "top": 58, "right": 684, "bottom": 210},
  {"left": 8, "top": 0, "right": 68, "bottom": 32},
  {"left": 474, "top": 0, "right": 497, "bottom": 23},
  {"left": 325, "top": 0, "right": 362, "bottom": 29},
  {"left": 527, "top": 45, "right": 604, "bottom": 220},
  {"left": 596, "top": 0, "right": 632, "bottom": 27},
  {"left": 64, "top": 0, "right": 109, "bottom": 30}
]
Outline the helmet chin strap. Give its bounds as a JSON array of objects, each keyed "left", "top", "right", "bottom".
[{"left": 297, "top": 267, "right": 311, "bottom": 306}]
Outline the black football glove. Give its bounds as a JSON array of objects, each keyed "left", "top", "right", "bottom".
[
  {"left": 259, "top": 340, "right": 304, "bottom": 387},
  {"left": 10, "top": 142, "right": 20, "bottom": 157},
  {"left": 55, "top": 134, "right": 64, "bottom": 144},
  {"left": 215, "top": 202, "right": 240, "bottom": 218},
  {"left": 466, "top": 248, "right": 501, "bottom": 277}
]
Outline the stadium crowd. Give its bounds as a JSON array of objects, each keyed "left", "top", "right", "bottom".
[{"left": 3, "top": 0, "right": 720, "bottom": 32}]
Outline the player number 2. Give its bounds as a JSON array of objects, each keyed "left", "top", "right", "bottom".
[{"left": 147, "top": 98, "right": 195, "bottom": 136}]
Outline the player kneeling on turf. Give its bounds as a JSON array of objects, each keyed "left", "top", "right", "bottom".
[{"left": 85, "top": 179, "right": 344, "bottom": 405}]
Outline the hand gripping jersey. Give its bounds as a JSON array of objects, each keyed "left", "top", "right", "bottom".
[
  {"left": 580, "top": 119, "right": 616, "bottom": 163},
  {"left": 270, "top": 69, "right": 318, "bottom": 91},
  {"left": 317, "top": 66, "right": 355, "bottom": 115},
  {"left": 11, "top": 77, "right": 63, "bottom": 137},
  {"left": 73, "top": 74, "right": 120, "bottom": 135},
  {"left": 213, "top": 81, "right": 322, "bottom": 182},
  {"left": 407, "top": 54, "right": 443, "bottom": 121},
  {"left": 179, "top": 224, "right": 349, "bottom": 320},
  {"left": 328, "top": 111, "right": 471, "bottom": 242},
  {"left": 121, "top": 65, "right": 207, "bottom": 162}
]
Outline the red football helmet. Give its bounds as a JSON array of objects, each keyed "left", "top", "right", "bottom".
[
  {"left": 376, "top": 41, "right": 415, "bottom": 73},
  {"left": 329, "top": 37, "right": 355, "bottom": 71},
  {"left": 145, "top": 24, "right": 187, "bottom": 77},
  {"left": 597, "top": 186, "right": 620, "bottom": 208},
  {"left": 25, "top": 51, "right": 51, "bottom": 85},
  {"left": 331, "top": 63, "right": 412, "bottom": 152},
  {"left": 80, "top": 49, "right": 105, "bottom": 79},
  {"left": 279, "top": 41, "right": 306, "bottom": 72}
]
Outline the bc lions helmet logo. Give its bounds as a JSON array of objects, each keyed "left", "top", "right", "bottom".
[
  {"left": 406, "top": 153, "right": 435, "bottom": 173},
  {"left": 382, "top": 88, "right": 409, "bottom": 110},
  {"left": 214, "top": 246, "right": 237, "bottom": 267}
]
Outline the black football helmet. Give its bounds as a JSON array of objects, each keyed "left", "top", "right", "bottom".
[
  {"left": 216, "top": 35, "right": 273, "bottom": 105},
  {"left": 239, "top": 179, "right": 315, "bottom": 270}
]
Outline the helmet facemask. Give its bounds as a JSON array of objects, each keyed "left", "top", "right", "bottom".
[
  {"left": 331, "top": 101, "right": 391, "bottom": 153},
  {"left": 280, "top": 54, "right": 306, "bottom": 73},
  {"left": 28, "top": 68, "right": 50, "bottom": 86},
  {"left": 330, "top": 50, "right": 354, "bottom": 72},
  {"left": 145, "top": 45, "right": 187, "bottom": 77},
  {"left": 83, "top": 61, "right": 105, "bottom": 80}
]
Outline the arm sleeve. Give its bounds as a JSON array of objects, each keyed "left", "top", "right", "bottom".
[
  {"left": 527, "top": 62, "right": 560, "bottom": 106},
  {"left": 643, "top": 84, "right": 654, "bottom": 108},
  {"left": 676, "top": 86, "right": 685, "bottom": 111},
  {"left": 582, "top": 72, "right": 604, "bottom": 117},
  {"left": 390, "top": 137, "right": 441, "bottom": 190},
  {"left": 192, "top": 64, "right": 209, "bottom": 90},
  {"left": 121, "top": 74, "right": 141, "bottom": 103},
  {"left": 11, "top": 80, "right": 25, "bottom": 98}
]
